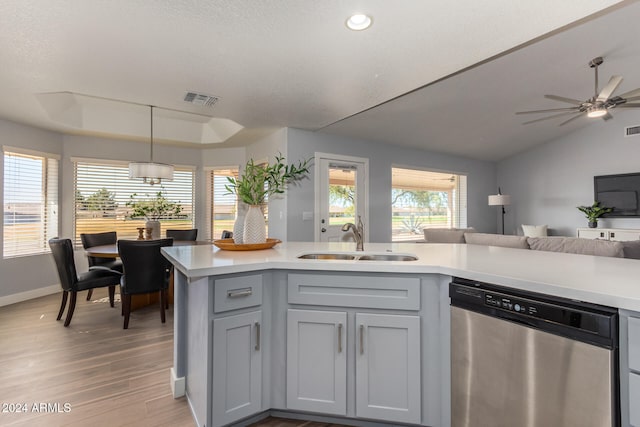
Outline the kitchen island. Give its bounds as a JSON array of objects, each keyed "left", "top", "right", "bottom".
[{"left": 162, "top": 241, "right": 640, "bottom": 427}]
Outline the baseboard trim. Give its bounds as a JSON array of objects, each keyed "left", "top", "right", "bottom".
[
  {"left": 170, "top": 367, "right": 185, "bottom": 398},
  {"left": 0, "top": 284, "right": 59, "bottom": 307}
]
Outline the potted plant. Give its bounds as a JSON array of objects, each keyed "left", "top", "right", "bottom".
[
  {"left": 225, "top": 153, "right": 310, "bottom": 243},
  {"left": 126, "top": 191, "right": 183, "bottom": 239},
  {"left": 577, "top": 201, "right": 613, "bottom": 228}
]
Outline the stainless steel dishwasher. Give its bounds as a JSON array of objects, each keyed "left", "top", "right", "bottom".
[{"left": 450, "top": 277, "right": 619, "bottom": 427}]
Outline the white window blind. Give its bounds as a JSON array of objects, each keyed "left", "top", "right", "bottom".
[
  {"left": 3, "top": 149, "right": 59, "bottom": 258},
  {"left": 206, "top": 167, "right": 238, "bottom": 240},
  {"left": 391, "top": 167, "right": 468, "bottom": 242},
  {"left": 74, "top": 160, "right": 194, "bottom": 246}
]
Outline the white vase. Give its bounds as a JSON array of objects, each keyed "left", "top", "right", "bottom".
[
  {"left": 243, "top": 205, "right": 266, "bottom": 244},
  {"left": 145, "top": 220, "right": 161, "bottom": 240},
  {"left": 233, "top": 210, "right": 245, "bottom": 244}
]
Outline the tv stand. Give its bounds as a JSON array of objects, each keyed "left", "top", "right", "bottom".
[{"left": 577, "top": 227, "right": 640, "bottom": 241}]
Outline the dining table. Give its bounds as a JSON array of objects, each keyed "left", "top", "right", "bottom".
[{"left": 85, "top": 239, "right": 211, "bottom": 310}]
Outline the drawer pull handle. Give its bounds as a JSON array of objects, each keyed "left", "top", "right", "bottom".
[
  {"left": 227, "top": 288, "right": 252, "bottom": 298},
  {"left": 338, "top": 323, "right": 343, "bottom": 353},
  {"left": 360, "top": 324, "right": 364, "bottom": 355},
  {"left": 255, "top": 322, "right": 261, "bottom": 351}
]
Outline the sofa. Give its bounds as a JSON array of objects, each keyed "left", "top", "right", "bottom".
[{"left": 423, "top": 228, "right": 640, "bottom": 259}]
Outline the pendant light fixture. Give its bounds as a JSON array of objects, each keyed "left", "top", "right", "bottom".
[{"left": 129, "top": 105, "right": 174, "bottom": 185}]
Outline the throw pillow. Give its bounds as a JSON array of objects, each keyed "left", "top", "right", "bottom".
[{"left": 521, "top": 224, "right": 548, "bottom": 237}]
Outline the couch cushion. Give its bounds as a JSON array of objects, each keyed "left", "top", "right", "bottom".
[
  {"left": 521, "top": 224, "right": 548, "bottom": 237},
  {"left": 621, "top": 240, "right": 640, "bottom": 259},
  {"left": 423, "top": 228, "right": 475, "bottom": 243},
  {"left": 464, "top": 233, "right": 530, "bottom": 249},
  {"left": 527, "top": 237, "right": 624, "bottom": 258}
]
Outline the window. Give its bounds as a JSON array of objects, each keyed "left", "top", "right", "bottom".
[
  {"left": 3, "top": 147, "right": 59, "bottom": 258},
  {"left": 206, "top": 167, "right": 239, "bottom": 240},
  {"left": 73, "top": 159, "right": 194, "bottom": 245},
  {"left": 391, "top": 167, "right": 467, "bottom": 242}
]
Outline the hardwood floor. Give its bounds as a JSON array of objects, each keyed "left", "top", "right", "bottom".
[{"left": 0, "top": 289, "right": 350, "bottom": 427}]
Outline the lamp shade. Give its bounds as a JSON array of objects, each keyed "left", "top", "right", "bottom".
[
  {"left": 488, "top": 194, "right": 511, "bottom": 206},
  {"left": 129, "top": 162, "right": 174, "bottom": 185}
]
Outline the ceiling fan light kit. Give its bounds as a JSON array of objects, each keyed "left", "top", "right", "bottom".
[{"left": 516, "top": 56, "right": 640, "bottom": 126}]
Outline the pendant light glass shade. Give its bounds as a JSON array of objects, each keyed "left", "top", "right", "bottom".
[{"left": 129, "top": 105, "right": 174, "bottom": 185}]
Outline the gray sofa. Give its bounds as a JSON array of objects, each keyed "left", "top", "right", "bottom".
[{"left": 424, "top": 228, "right": 640, "bottom": 259}]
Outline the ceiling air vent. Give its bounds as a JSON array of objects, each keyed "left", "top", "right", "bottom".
[
  {"left": 184, "top": 92, "right": 219, "bottom": 107},
  {"left": 624, "top": 125, "right": 640, "bottom": 137}
]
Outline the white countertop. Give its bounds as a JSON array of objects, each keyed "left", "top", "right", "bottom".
[{"left": 162, "top": 241, "right": 640, "bottom": 312}]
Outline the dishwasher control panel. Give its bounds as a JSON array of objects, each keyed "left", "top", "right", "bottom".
[{"left": 484, "top": 293, "right": 538, "bottom": 316}]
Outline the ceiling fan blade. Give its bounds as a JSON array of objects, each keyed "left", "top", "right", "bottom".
[
  {"left": 624, "top": 96, "right": 640, "bottom": 102},
  {"left": 619, "top": 88, "right": 640, "bottom": 99},
  {"left": 597, "top": 75, "right": 623, "bottom": 102},
  {"left": 602, "top": 111, "right": 613, "bottom": 121},
  {"left": 544, "top": 94, "right": 583, "bottom": 105},
  {"left": 521, "top": 111, "right": 580, "bottom": 125},
  {"left": 559, "top": 112, "right": 587, "bottom": 126},
  {"left": 515, "top": 107, "right": 580, "bottom": 115},
  {"left": 615, "top": 103, "right": 640, "bottom": 108}
]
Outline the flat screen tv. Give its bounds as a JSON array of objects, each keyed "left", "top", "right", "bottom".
[{"left": 594, "top": 172, "right": 640, "bottom": 217}]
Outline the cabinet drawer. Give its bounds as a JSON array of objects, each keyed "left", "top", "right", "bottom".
[
  {"left": 577, "top": 229, "right": 608, "bottom": 240},
  {"left": 631, "top": 372, "right": 640, "bottom": 426},
  {"left": 630, "top": 317, "right": 640, "bottom": 372},
  {"left": 214, "top": 274, "right": 263, "bottom": 313},
  {"left": 288, "top": 273, "right": 420, "bottom": 310}
]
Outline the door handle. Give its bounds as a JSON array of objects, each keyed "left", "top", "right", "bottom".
[
  {"left": 360, "top": 324, "right": 364, "bottom": 355},
  {"left": 255, "top": 322, "right": 261, "bottom": 351},
  {"left": 338, "top": 323, "right": 343, "bottom": 353},
  {"left": 321, "top": 228, "right": 326, "bottom": 233}
]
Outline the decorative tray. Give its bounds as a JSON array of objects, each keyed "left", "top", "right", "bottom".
[{"left": 212, "top": 238, "right": 282, "bottom": 251}]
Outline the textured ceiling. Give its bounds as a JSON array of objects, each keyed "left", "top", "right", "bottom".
[{"left": 0, "top": 0, "right": 633, "bottom": 159}]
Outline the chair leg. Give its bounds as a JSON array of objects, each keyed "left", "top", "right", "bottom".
[
  {"left": 108, "top": 285, "right": 115, "bottom": 308},
  {"left": 64, "top": 292, "right": 77, "bottom": 327},
  {"left": 86, "top": 289, "right": 93, "bottom": 301},
  {"left": 123, "top": 294, "right": 131, "bottom": 329},
  {"left": 57, "top": 291, "right": 68, "bottom": 321},
  {"left": 160, "top": 289, "right": 166, "bottom": 324}
]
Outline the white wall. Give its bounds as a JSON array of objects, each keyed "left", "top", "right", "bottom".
[
  {"left": 286, "top": 128, "right": 498, "bottom": 242},
  {"left": 497, "top": 112, "right": 640, "bottom": 236}
]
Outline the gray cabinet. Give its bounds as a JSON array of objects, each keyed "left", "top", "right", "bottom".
[
  {"left": 286, "top": 309, "right": 347, "bottom": 415},
  {"left": 285, "top": 273, "right": 423, "bottom": 425},
  {"left": 355, "top": 312, "right": 421, "bottom": 424},
  {"left": 621, "top": 311, "right": 640, "bottom": 427},
  {"left": 212, "top": 310, "right": 262, "bottom": 427}
]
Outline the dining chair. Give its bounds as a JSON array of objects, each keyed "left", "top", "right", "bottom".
[
  {"left": 221, "top": 230, "right": 233, "bottom": 239},
  {"left": 117, "top": 238, "right": 174, "bottom": 329},
  {"left": 81, "top": 231, "right": 123, "bottom": 301},
  {"left": 48, "top": 238, "right": 122, "bottom": 327},
  {"left": 166, "top": 228, "right": 198, "bottom": 241}
]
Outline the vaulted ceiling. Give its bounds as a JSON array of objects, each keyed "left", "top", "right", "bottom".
[{"left": 0, "top": 0, "right": 637, "bottom": 161}]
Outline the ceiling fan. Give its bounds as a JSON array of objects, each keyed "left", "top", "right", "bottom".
[{"left": 516, "top": 57, "right": 640, "bottom": 126}]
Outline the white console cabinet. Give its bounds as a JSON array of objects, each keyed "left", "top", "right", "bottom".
[{"left": 576, "top": 227, "right": 640, "bottom": 241}]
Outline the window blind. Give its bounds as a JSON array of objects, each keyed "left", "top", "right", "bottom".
[
  {"left": 206, "top": 167, "right": 238, "bottom": 240},
  {"left": 74, "top": 160, "right": 194, "bottom": 246},
  {"left": 3, "top": 149, "right": 59, "bottom": 258}
]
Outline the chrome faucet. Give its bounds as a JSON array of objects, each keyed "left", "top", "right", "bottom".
[{"left": 341, "top": 215, "right": 364, "bottom": 251}]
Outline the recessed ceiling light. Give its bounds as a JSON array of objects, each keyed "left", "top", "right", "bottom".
[{"left": 346, "top": 14, "right": 372, "bottom": 31}]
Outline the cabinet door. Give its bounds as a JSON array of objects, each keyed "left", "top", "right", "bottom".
[
  {"left": 286, "top": 309, "right": 347, "bottom": 415},
  {"left": 355, "top": 313, "right": 421, "bottom": 424},
  {"left": 212, "top": 310, "right": 262, "bottom": 427},
  {"left": 577, "top": 228, "right": 609, "bottom": 240},
  {"left": 609, "top": 230, "right": 640, "bottom": 242}
]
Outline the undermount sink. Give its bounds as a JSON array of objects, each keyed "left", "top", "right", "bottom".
[
  {"left": 356, "top": 254, "right": 418, "bottom": 261},
  {"left": 297, "top": 252, "right": 418, "bottom": 261},
  {"left": 297, "top": 253, "right": 357, "bottom": 260}
]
